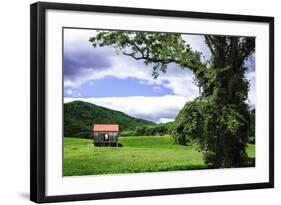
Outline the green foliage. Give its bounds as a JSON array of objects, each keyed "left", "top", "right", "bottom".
[
  {"left": 64, "top": 101, "right": 155, "bottom": 138},
  {"left": 172, "top": 98, "right": 210, "bottom": 145},
  {"left": 172, "top": 97, "right": 253, "bottom": 168},
  {"left": 135, "top": 122, "right": 174, "bottom": 136},
  {"left": 89, "top": 31, "right": 255, "bottom": 168},
  {"left": 248, "top": 109, "right": 255, "bottom": 144},
  {"left": 246, "top": 143, "right": 255, "bottom": 158},
  {"left": 119, "top": 130, "right": 137, "bottom": 137},
  {"left": 119, "top": 121, "right": 174, "bottom": 136}
]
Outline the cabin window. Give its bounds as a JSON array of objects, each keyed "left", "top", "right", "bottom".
[{"left": 104, "top": 134, "right": 109, "bottom": 141}]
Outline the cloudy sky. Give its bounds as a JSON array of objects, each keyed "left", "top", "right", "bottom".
[{"left": 64, "top": 28, "right": 256, "bottom": 123}]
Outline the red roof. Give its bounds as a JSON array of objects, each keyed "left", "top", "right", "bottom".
[{"left": 93, "top": 124, "right": 119, "bottom": 132}]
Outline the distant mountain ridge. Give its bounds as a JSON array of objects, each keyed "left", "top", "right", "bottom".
[{"left": 64, "top": 100, "right": 155, "bottom": 138}]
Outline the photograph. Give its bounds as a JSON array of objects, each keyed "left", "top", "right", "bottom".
[
  {"left": 63, "top": 28, "right": 256, "bottom": 176},
  {"left": 30, "top": 2, "right": 274, "bottom": 202}
]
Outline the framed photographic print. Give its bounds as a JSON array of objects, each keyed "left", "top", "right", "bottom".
[{"left": 30, "top": 1, "right": 274, "bottom": 203}]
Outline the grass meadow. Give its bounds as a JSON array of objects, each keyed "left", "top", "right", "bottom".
[{"left": 63, "top": 136, "right": 255, "bottom": 176}]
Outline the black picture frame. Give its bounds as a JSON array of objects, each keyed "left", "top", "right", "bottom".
[{"left": 30, "top": 1, "right": 274, "bottom": 203}]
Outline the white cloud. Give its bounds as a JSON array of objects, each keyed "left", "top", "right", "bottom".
[
  {"left": 65, "top": 52, "right": 200, "bottom": 99},
  {"left": 66, "top": 89, "right": 73, "bottom": 95},
  {"left": 64, "top": 29, "right": 201, "bottom": 99},
  {"left": 152, "top": 86, "right": 163, "bottom": 92},
  {"left": 64, "top": 95, "right": 190, "bottom": 123},
  {"left": 158, "top": 118, "right": 175, "bottom": 123},
  {"left": 139, "top": 80, "right": 146, "bottom": 85},
  {"left": 64, "top": 54, "right": 152, "bottom": 87},
  {"left": 65, "top": 88, "right": 80, "bottom": 97},
  {"left": 157, "top": 65, "right": 199, "bottom": 99},
  {"left": 64, "top": 30, "right": 255, "bottom": 101},
  {"left": 182, "top": 34, "right": 211, "bottom": 61},
  {"left": 64, "top": 28, "right": 98, "bottom": 50}
]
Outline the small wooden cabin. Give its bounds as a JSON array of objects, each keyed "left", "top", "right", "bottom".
[{"left": 93, "top": 124, "right": 119, "bottom": 146}]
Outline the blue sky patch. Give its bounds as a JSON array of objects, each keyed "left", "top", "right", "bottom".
[{"left": 64, "top": 76, "right": 173, "bottom": 98}]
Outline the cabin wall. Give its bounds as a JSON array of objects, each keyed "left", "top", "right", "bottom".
[{"left": 93, "top": 132, "right": 118, "bottom": 146}]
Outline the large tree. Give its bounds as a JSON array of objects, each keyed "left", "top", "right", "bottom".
[{"left": 89, "top": 31, "right": 255, "bottom": 168}]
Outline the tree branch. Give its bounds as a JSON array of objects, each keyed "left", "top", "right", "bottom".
[{"left": 122, "top": 52, "right": 144, "bottom": 60}]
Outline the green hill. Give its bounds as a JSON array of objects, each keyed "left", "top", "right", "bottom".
[{"left": 64, "top": 100, "right": 155, "bottom": 138}]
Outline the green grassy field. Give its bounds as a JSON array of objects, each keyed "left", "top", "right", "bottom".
[{"left": 64, "top": 136, "right": 255, "bottom": 176}]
